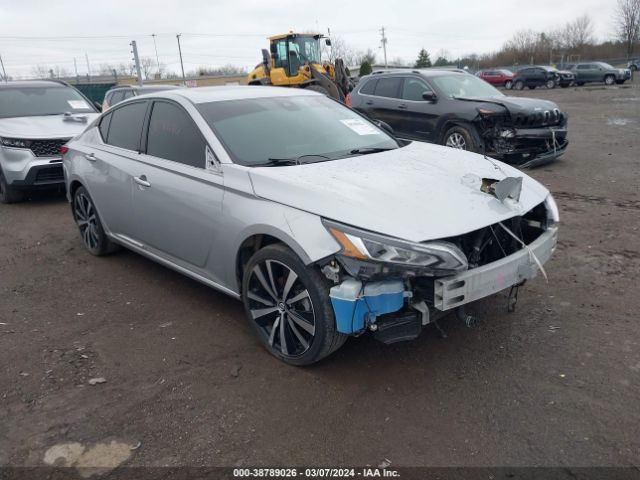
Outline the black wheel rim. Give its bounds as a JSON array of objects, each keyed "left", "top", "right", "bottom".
[
  {"left": 74, "top": 192, "right": 100, "bottom": 250},
  {"left": 246, "top": 260, "right": 316, "bottom": 357}
]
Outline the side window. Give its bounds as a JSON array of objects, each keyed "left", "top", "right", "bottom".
[
  {"left": 373, "top": 77, "right": 402, "bottom": 98},
  {"left": 109, "top": 90, "right": 125, "bottom": 105},
  {"left": 122, "top": 90, "right": 134, "bottom": 100},
  {"left": 98, "top": 112, "right": 112, "bottom": 141},
  {"left": 359, "top": 78, "right": 377, "bottom": 95},
  {"left": 577, "top": 64, "right": 589, "bottom": 70},
  {"left": 146, "top": 101, "right": 206, "bottom": 169},
  {"left": 401, "top": 77, "right": 433, "bottom": 101},
  {"left": 106, "top": 101, "right": 147, "bottom": 151}
]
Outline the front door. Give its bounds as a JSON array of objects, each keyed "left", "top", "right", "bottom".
[{"left": 131, "top": 100, "right": 225, "bottom": 282}]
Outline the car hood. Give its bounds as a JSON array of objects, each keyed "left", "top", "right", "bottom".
[
  {"left": 457, "top": 95, "right": 561, "bottom": 115},
  {"left": 248, "top": 142, "right": 550, "bottom": 243},
  {"left": 0, "top": 114, "right": 99, "bottom": 139}
]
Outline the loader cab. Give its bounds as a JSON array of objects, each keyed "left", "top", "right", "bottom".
[{"left": 270, "top": 33, "right": 323, "bottom": 77}]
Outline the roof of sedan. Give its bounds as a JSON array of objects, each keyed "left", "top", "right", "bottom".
[
  {"left": 155, "top": 85, "right": 319, "bottom": 104},
  {"left": 0, "top": 80, "right": 69, "bottom": 89}
]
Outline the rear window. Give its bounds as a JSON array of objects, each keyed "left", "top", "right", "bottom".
[
  {"left": 98, "top": 112, "right": 112, "bottom": 141},
  {"left": 359, "top": 78, "right": 377, "bottom": 95},
  {"left": 0, "top": 85, "right": 96, "bottom": 119},
  {"left": 106, "top": 101, "right": 147, "bottom": 151},
  {"left": 373, "top": 77, "right": 402, "bottom": 98}
]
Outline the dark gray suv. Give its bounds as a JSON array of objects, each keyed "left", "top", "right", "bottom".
[{"left": 569, "top": 62, "right": 631, "bottom": 86}]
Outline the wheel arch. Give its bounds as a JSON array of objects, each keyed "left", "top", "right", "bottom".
[{"left": 438, "top": 118, "right": 483, "bottom": 147}]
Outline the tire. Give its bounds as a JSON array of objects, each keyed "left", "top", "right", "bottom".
[
  {"left": 0, "top": 168, "right": 25, "bottom": 204},
  {"left": 577, "top": 82, "right": 584, "bottom": 86},
  {"left": 305, "top": 85, "right": 330, "bottom": 95},
  {"left": 72, "top": 186, "right": 118, "bottom": 256},
  {"left": 514, "top": 80, "right": 524, "bottom": 90},
  {"left": 241, "top": 244, "right": 347, "bottom": 366},
  {"left": 546, "top": 79, "right": 556, "bottom": 89},
  {"left": 604, "top": 75, "right": 615, "bottom": 86},
  {"left": 442, "top": 125, "right": 477, "bottom": 152},
  {"left": 504, "top": 80, "right": 513, "bottom": 90}
]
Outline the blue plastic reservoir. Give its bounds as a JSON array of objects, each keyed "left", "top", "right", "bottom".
[{"left": 329, "top": 278, "right": 405, "bottom": 334}]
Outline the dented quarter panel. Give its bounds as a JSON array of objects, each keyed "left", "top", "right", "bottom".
[{"left": 248, "top": 141, "right": 549, "bottom": 243}]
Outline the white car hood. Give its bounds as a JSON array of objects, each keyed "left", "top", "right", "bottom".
[
  {"left": 0, "top": 114, "right": 99, "bottom": 139},
  {"left": 249, "top": 142, "right": 550, "bottom": 242}
]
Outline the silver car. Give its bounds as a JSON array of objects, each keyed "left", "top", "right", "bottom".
[
  {"left": 63, "top": 86, "right": 559, "bottom": 365},
  {"left": 0, "top": 80, "right": 99, "bottom": 203}
]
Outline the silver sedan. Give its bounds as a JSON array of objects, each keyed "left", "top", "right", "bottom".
[{"left": 63, "top": 86, "right": 559, "bottom": 365}]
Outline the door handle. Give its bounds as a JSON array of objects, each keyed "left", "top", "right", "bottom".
[
  {"left": 84, "top": 153, "right": 97, "bottom": 162},
  {"left": 398, "top": 104, "right": 408, "bottom": 110},
  {"left": 365, "top": 100, "right": 374, "bottom": 105},
  {"left": 134, "top": 175, "right": 151, "bottom": 188}
]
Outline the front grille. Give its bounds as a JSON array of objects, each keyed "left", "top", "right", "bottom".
[
  {"left": 513, "top": 109, "right": 563, "bottom": 127},
  {"left": 34, "top": 165, "right": 64, "bottom": 183},
  {"left": 29, "top": 138, "right": 71, "bottom": 157}
]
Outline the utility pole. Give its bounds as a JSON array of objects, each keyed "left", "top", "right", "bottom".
[
  {"left": 380, "top": 27, "right": 388, "bottom": 69},
  {"left": 85, "top": 53, "right": 91, "bottom": 77},
  {"left": 152, "top": 33, "right": 161, "bottom": 77},
  {"left": 73, "top": 57, "right": 79, "bottom": 83},
  {"left": 130, "top": 40, "right": 143, "bottom": 87},
  {"left": 176, "top": 34, "right": 186, "bottom": 83},
  {"left": 0, "top": 54, "right": 7, "bottom": 82}
]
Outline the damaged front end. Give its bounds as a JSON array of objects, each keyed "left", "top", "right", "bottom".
[
  {"left": 477, "top": 107, "right": 568, "bottom": 168},
  {"left": 317, "top": 193, "right": 559, "bottom": 343}
]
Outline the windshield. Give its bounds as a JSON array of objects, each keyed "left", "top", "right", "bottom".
[
  {"left": 197, "top": 95, "right": 398, "bottom": 166},
  {"left": 0, "top": 86, "right": 96, "bottom": 119},
  {"left": 289, "top": 36, "right": 322, "bottom": 64},
  {"left": 430, "top": 74, "right": 503, "bottom": 99},
  {"left": 598, "top": 62, "right": 615, "bottom": 70}
]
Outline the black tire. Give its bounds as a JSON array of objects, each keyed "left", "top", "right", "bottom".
[
  {"left": 0, "top": 168, "right": 25, "bottom": 204},
  {"left": 514, "top": 80, "right": 524, "bottom": 90},
  {"left": 504, "top": 80, "right": 513, "bottom": 89},
  {"left": 241, "top": 244, "right": 347, "bottom": 366},
  {"left": 604, "top": 75, "right": 615, "bottom": 86},
  {"left": 72, "top": 186, "right": 118, "bottom": 256},
  {"left": 442, "top": 125, "right": 477, "bottom": 152},
  {"left": 305, "top": 84, "right": 330, "bottom": 95},
  {"left": 546, "top": 79, "right": 556, "bottom": 89}
]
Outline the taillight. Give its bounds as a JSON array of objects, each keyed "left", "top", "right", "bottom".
[
  {"left": 59, "top": 145, "right": 69, "bottom": 155},
  {"left": 345, "top": 94, "right": 352, "bottom": 108}
]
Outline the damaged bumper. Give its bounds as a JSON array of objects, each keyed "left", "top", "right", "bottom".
[
  {"left": 491, "top": 126, "right": 569, "bottom": 168},
  {"left": 434, "top": 226, "right": 558, "bottom": 311}
]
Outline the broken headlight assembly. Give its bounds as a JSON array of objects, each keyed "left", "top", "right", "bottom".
[
  {"left": 544, "top": 194, "right": 560, "bottom": 228},
  {"left": 0, "top": 137, "right": 33, "bottom": 149},
  {"left": 322, "top": 219, "right": 468, "bottom": 277}
]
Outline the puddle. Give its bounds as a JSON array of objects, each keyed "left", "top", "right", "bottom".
[
  {"left": 606, "top": 118, "right": 633, "bottom": 126},
  {"left": 43, "top": 440, "right": 134, "bottom": 478}
]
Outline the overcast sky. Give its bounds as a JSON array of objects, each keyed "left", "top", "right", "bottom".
[{"left": 0, "top": 0, "right": 617, "bottom": 78}]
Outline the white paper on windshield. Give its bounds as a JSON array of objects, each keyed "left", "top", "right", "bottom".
[
  {"left": 68, "top": 100, "right": 89, "bottom": 109},
  {"left": 340, "top": 119, "right": 380, "bottom": 135}
]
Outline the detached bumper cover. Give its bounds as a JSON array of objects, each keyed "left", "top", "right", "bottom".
[
  {"left": 433, "top": 226, "right": 558, "bottom": 311},
  {"left": 495, "top": 126, "right": 568, "bottom": 167}
]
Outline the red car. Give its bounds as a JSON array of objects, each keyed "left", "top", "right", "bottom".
[{"left": 476, "top": 69, "right": 515, "bottom": 89}]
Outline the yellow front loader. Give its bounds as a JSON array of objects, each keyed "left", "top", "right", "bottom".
[{"left": 247, "top": 32, "right": 352, "bottom": 102}]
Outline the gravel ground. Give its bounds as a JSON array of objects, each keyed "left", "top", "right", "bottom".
[{"left": 1, "top": 80, "right": 639, "bottom": 472}]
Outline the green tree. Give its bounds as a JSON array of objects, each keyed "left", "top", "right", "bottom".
[
  {"left": 359, "top": 61, "right": 372, "bottom": 76},
  {"left": 433, "top": 56, "right": 450, "bottom": 67},
  {"left": 414, "top": 48, "right": 432, "bottom": 68}
]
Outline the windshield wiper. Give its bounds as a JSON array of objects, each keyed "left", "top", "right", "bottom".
[
  {"left": 349, "top": 147, "right": 396, "bottom": 155},
  {"left": 253, "top": 154, "right": 333, "bottom": 167}
]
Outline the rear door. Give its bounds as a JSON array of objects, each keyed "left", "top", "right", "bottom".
[
  {"left": 80, "top": 100, "right": 149, "bottom": 238},
  {"left": 132, "top": 99, "right": 225, "bottom": 280},
  {"left": 365, "top": 76, "right": 404, "bottom": 131}
]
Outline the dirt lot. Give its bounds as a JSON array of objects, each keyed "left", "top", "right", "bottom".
[{"left": 1, "top": 81, "right": 639, "bottom": 472}]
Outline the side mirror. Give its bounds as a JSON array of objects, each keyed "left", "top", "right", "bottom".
[
  {"left": 373, "top": 120, "right": 395, "bottom": 136},
  {"left": 422, "top": 91, "right": 437, "bottom": 102},
  {"left": 325, "top": 39, "right": 332, "bottom": 46}
]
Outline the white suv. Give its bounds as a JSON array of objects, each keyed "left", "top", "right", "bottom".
[{"left": 0, "top": 80, "right": 99, "bottom": 203}]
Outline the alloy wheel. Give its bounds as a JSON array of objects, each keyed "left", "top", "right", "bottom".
[
  {"left": 74, "top": 191, "right": 100, "bottom": 250},
  {"left": 605, "top": 75, "right": 615, "bottom": 86},
  {"left": 445, "top": 132, "right": 467, "bottom": 149},
  {"left": 246, "top": 259, "right": 316, "bottom": 357}
]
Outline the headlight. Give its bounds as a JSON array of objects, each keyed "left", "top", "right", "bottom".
[
  {"left": 323, "top": 219, "right": 468, "bottom": 273},
  {"left": 0, "top": 137, "right": 32, "bottom": 149},
  {"left": 545, "top": 194, "right": 560, "bottom": 226}
]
